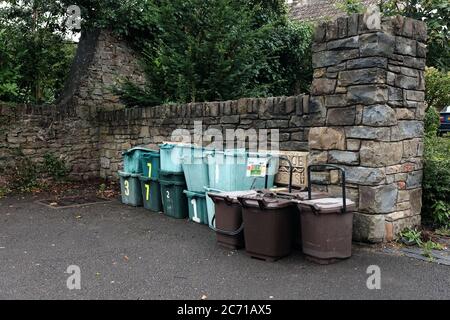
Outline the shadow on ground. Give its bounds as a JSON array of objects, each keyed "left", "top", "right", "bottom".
[{"left": 0, "top": 194, "right": 449, "bottom": 300}]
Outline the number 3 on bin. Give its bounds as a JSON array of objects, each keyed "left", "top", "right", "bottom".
[{"left": 124, "top": 180, "right": 130, "bottom": 196}]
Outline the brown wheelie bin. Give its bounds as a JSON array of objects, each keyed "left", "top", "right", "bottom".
[
  {"left": 209, "top": 191, "right": 257, "bottom": 250},
  {"left": 276, "top": 190, "right": 329, "bottom": 249},
  {"left": 296, "top": 165, "right": 355, "bottom": 264},
  {"left": 238, "top": 194, "right": 296, "bottom": 262},
  {"left": 263, "top": 156, "right": 329, "bottom": 249}
]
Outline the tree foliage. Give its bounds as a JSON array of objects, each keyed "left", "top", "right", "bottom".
[
  {"left": 115, "top": 0, "right": 313, "bottom": 106},
  {"left": 1, "top": 0, "right": 313, "bottom": 106},
  {"left": 425, "top": 67, "right": 450, "bottom": 111},
  {"left": 423, "top": 134, "right": 450, "bottom": 227},
  {"left": 336, "top": 0, "right": 365, "bottom": 15},
  {"left": 0, "top": 0, "right": 76, "bottom": 103}
]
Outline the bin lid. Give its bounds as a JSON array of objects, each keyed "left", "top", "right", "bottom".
[
  {"left": 208, "top": 149, "right": 246, "bottom": 157},
  {"left": 122, "top": 147, "right": 156, "bottom": 156},
  {"left": 159, "top": 170, "right": 185, "bottom": 177},
  {"left": 138, "top": 176, "right": 159, "bottom": 182},
  {"left": 180, "top": 154, "right": 207, "bottom": 162},
  {"left": 276, "top": 191, "right": 329, "bottom": 200},
  {"left": 237, "top": 194, "right": 295, "bottom": 210},
  {"left": 183, "top": 190, "right": 206, "bottom": 199},
  {"left": 159, "top": 142, "right": 197, "bottom": 149},
  {"left": 118, "top": 171, "right": 141, "bottom": 178},
  {"left": 208, "top": 190, "right": 258, "bottom": 204},
  {"left": 159, "top": 179, "right": 186, "bottom": 187},
  {"left": 295, "top": 197, "right": 355, "bottom": 214},
  {"left": 141, "top": 152, "right": 160, "bottom": 159}
]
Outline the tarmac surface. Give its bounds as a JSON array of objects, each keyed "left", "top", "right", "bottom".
[{"left": 0, "top": 195, "right": 449, "bottom": 300}]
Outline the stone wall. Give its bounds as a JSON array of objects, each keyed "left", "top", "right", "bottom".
[
  {"left": 97, "top": 95, "right": 313, "bottom": 179},
  {"left": 308, "top": 14, "right": 427, "bottom": 242},
  {"left": 58, "top": 29, "right": 146, "bottom": 118},
  {"left": 0, "top": 13, "right": 428, "bottom": 243},
  {"left": 0, "top": 29, "right": 145, "bottom": 181},
  {"left": 0, "top": 103, "right": 99, "bottom": 180}
]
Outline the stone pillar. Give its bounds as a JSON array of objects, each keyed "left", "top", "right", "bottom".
[
  {"left": 58, "top": 29, "right": 146, "bottom": 119},
  {"left": 308, "top": 13, "right": 427, "bottom": 242}
]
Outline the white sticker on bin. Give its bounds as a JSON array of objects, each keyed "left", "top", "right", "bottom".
[{"left": 246, "top": 158, "right": 268, "bottom": 177}]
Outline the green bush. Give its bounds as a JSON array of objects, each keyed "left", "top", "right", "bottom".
[
  {"left": 0, "top": 185, "right": 11, "bottom": 199},
  {"left": 42, "top": 153, "right": 68, "bottom": 181},
  {"left": 6, "top": 153, "right": 68, "bottom": 193},
  {"left": 423, "top": 135, "right": 450, "bottom": 228},
  {"left": 422, "top": 67, "right": 450, "bottom": 228},
  {"left": 115, "top": 0, "right": 313, "bottom": 106},
  {"left": 431, "top": 201, "right": 450, "bottom": 228},
  {"left": 425, "top": 67, "right": 450, "bottom": 112},
  {"left": 10, "top": 158, "right": 41, "bottom": 193},
  {"left": 336, "top": 0, "right": 364, "bottom": 15},
  {"left": 424, "top": 105, "right": 440, "bottom": 136}
]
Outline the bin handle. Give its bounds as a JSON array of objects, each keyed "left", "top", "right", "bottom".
[
  {"left": 307, "top": 164, "right": 347, "bottom": 213},
  {"left": 224, "top": 196, "right": 235, "bottom": 206},
  {"left": 302, "top": 203, "right": 322, "bottom": 215},
  {"left": 211, "top": 215, "right": 244, "bottom": 236},
  {"left": 160, "top": 143, "right": 175, "bottom": 150},
  {"left": 237, "top": 197, "right": 268, "bottom": 210},
  {"left": 209, "top": 194, "right": 234, "bottom": 206}
]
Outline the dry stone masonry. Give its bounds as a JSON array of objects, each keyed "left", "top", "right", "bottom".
[
  {"left": 58, "top": 29, "right": 146, "bottom": 118},
  {"left": 97, "top": 95, "right": 313, "bottom": 180},
  {"left": 0, "top": 104, "right": 99, "bottom": 180},
  {"left": 0, "top": 14, "right": 427, "bottom": 243},
  {"left": 308, "top": 14, "right": 427, "bottom": 242}
]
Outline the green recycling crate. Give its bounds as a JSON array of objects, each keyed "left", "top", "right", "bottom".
[
  {"left": 139, "top": 176, "right": 163, "bottom": 212},
  {"left": 184, "top": 190, "right": 209, "bottom": 225},
  {"left": 159, "top": 143, "right": 191, "bottom": 173},
  {"left": 119, "top": 171, "right": 143, "bottom": 207},
  {"left": 140, "top": 152, "right": 161, "bottom": 180},
  {"left": 204, "top": 187, "right": 223, "bottom": 228},
  {"left": 160, "top": 170, "right": 186, "bottom": 184},
  {"left": 181, "top": 148, "right": 212, "bottom": 193},
  {"left": 122, "top": 147, "right": 156, "bottom": 174},
  {"left": 160, "top": 179, "right": 188, "bottom": 219}
]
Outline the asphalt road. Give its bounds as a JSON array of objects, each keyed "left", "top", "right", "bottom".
[{"left": 0, "top": 195, "right": 449, "bottom": 300}]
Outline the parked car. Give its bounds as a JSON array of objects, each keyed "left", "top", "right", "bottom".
[{"left": 439, "top": 106, "right": 450, "bottom": 136}]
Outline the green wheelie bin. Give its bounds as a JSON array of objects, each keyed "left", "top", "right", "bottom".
[
  {"left": 139, "top": 176, "right": 163, "bottom": 212},
  {"left": 122, "top": 147, "right": 156, "bottom": 174},
  {"left": 184, "top": 190, "right": 208, "bottom": 225},
  {"left": 160, "top": 179, "right": 189, "bottom": 219},
  {"left": 159, "top": 171, "right": 186, "bottom": 184},
  {"left": 119, "top": 171, "right": 143, "bottom": 207},
  {"left": 140, "top": 151, "right": 161, "bottom": 180}
]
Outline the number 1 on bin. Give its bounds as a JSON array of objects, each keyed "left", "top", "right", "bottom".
[
  {"left": 145, "top": 184, "right": 150, "bottom": 201},
  {"left": 191, "top": 199, "right": 200, "bottom": 223},
  {"left": 147, "top": 163, "right": 152, "bottom": 178}
]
